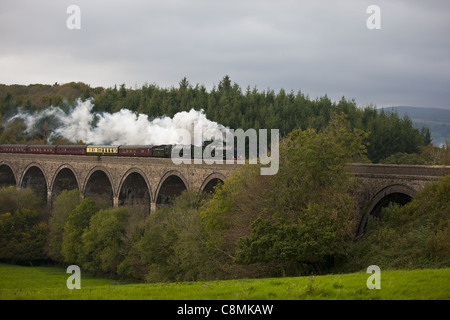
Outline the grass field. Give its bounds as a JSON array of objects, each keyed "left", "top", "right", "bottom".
[{"left": 0, "top": 263, "right": 448, "bottom": 300}]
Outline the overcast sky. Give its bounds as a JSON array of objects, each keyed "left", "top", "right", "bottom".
[{"left": 1, "top": 0, "right": 449, "bottom": 109}]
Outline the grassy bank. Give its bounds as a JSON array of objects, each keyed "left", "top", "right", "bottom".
[{"left": 0, "top": 263, "right": 448, "bottom": 300}]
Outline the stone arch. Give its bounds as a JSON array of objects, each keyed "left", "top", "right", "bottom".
[
  {"left": 358, "top": 184, "right": 416, "bottom": 235},
  {"left": 51, "top": 165, "right": 80, "bottom": 204},
  {"left": 0, "top": 162, "right": 17, "bottom": 188},
  {"left": 117, "top": 168, "right": 151, "bottom": 209},
  {"left": 200, "top": 172, "right": 226, "bottom": 195},
  {"left": 20, "top": 163, "right": 48, "bottom": 202},
  {"left": 155, "top": 170, "right": 189, "bottom": 207},
  {"left": 83, "top": 167, "right": 115, "bottom": 207}
]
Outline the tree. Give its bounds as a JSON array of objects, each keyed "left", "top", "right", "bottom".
[
  {"left": 218, "top": 75, "right": 232, "bottom": 92},
  {"left": 179, "top": 77, "right": 190, "bottom": 90},
  {"left": 0, "top": 187, "right": 48, "bottom": 263},
  {"left": 80, "top": 207, "right": 130, "bottom": 274},
  {"left": 125, "top": 191, "right": 220, "bottom": 282},
  {"left": 0, "top": 209, "right": 48, "bottom": 263},
  {"left": 421, "top": 126, "right": 432, "bottom": 145},
  {"left": 61, "top": 198, "right": 99, "bottom": 264},
  {"left": 198, "top": 114, "right": 368, "bottom": 277},
  {"left": 0, "top": 186, "right": 43, "bottom": 215},
  {"left": 47, "top": 190, "right": 81, "bottom": 262},
  {"left": 235, "top": 115, "right": 367, "bottom": 275}
]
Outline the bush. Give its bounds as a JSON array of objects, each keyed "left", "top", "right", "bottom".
[
  {"left": 47, "top": 190, "right": 81, "bottom": 262},
  {"left": 200, "top": 115, "right": 366, "bottom": 277},
  {"left": 124, "top": 191, "right": 221, "bottom": 282},
  {"left": 0, "top": 186, "right": 44, "bottom": 215},
  {"left": 343, "top": 175, "right": 450, "bottom": 271},
  {"left": 80, "top": 207, "right": 130, "bottom": 274},
  {"left": 0, "top": 209, "right": 48, "bottom": 263},
  {"left": 0, "top": 187, "right": 49, "bottom": 264},
  {"left": 61, "top": 198, "right": 99, "bottom": 264},
  {"left": 380, "top": 152, "right": 427, "bottom": 165}
]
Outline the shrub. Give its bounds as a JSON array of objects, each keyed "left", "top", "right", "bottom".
[
  {"left": 0, "top": 187, "right": 48, "bottom": 264},
  {"left": 379, "top": 152, "right": 427, "bottom": 165},
  {"left": 343, "top": 175, "right": 450, "bottom": 271},
  {"left": 61, "top": 198, "right": 99, "bottom": 264},
  {"left": 0, "top": 186, "right": 44, "bottom": 215},
  {"left": 200, "top": 114, "right": 366, "bottom": 277},
  {"left": 127, "top": 191, "right": 221, "bottom": 282},
  {"left": 80, "top": 207, "right": 130, "bottom": 274},
  {"left": 47, "top": 189, "right": 81, "bottom": 262},
  {"left": 0, "top": 209, "right": 48, "bottom": 263}
]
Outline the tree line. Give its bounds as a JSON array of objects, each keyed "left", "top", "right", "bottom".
[{"left": 1, "top": 77, "right": 445, "bottom": 164}]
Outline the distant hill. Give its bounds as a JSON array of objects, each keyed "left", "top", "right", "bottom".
[{"left": 381, "top": 106, "right": 450, "bottom": 146}]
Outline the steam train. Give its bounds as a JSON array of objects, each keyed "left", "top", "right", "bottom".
[{"left": 0, "top": 143, "right": 240, "bottom": 159}]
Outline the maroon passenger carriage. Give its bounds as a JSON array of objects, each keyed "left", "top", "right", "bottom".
[
  {"left": 118, "top": 145, "right": 153, "bottom": 157},
  {"left": 27, "top": 145, "right": 57, "bottom": 154},
  {"left": 55, "top": 145, "right": 87, "bottom": 155},
  {"left": 0, "top": 144, "right": 28, "bottom": 153}
]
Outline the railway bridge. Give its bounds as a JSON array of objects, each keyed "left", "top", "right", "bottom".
[{"left": 0, "top": 153, "right": 449, "bottom": 234}]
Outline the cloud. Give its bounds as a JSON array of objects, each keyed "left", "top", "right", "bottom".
[{"left": 0, "top": 0, "right": 449, "bottom": 108}]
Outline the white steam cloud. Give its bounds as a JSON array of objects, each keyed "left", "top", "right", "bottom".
[{"left": 9, "top": 99, "right": 228, "bottom": 146}]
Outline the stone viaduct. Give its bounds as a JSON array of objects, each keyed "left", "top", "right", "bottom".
[{"left": 1, "top": 153, "right": 449, "bottom": 234}]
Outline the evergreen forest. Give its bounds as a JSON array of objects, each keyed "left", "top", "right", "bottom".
[{"left": 1, "top": 77, "right": 448, "bottom": 164}]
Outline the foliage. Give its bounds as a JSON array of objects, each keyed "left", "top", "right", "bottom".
[
  {"left": 0, "top": 187, "right": 49, "bottom": 263},
  {"left": 379, "top": 143, "right": 450, "bottom": 165},
  {"left": 128, "top": 191, "right": 221, "bottom": 282},
  {"left": 196, "top": 116, "right": 366, "bottom": 277},
  {"left": 0, "top": 78, "right": 432, "bottom": 163},
  {"left": 200, "top": 163, "right": 266, "bottom": 254},
  {"left": 379, "top": 152, "right": 428, "bottom": 165},
  {"left": 343, "top": 175, "right": 450, "bottom": 271},
  {"left": 233, "top": 115, "right": 366, "bottom": 275},
  {"left": 61, "top": 198, "right": 99, "bottom": 264},
  {"left": 80, "top": 207, "right": 130, "bottom": 274},
  {"left": 0, "top": 186, "right": 44, "bottom": 215},
  {"left": 47, "top": 190, "right": 81, "bottom": 262},
  {"left": 419, "top": 142, "right": 450, "bottom": 165},
  {"left": 0, "top": 209, "right": 48, "bottom": 263},
  {"left": 364, "top": 109, "right": 427, "bottom": 163}
]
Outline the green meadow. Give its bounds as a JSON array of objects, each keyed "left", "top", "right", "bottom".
[{"left": 0, "top": 263, "right": 448, "bottom": 300}]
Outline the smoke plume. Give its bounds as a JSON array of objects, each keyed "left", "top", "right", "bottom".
[{"left": 8, "top": 99, "right": 228, "bottom": 146}]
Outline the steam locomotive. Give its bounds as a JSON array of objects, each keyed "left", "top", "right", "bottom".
[{"left": 0, "top": 143, "right": 240, "bottom": 159}]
